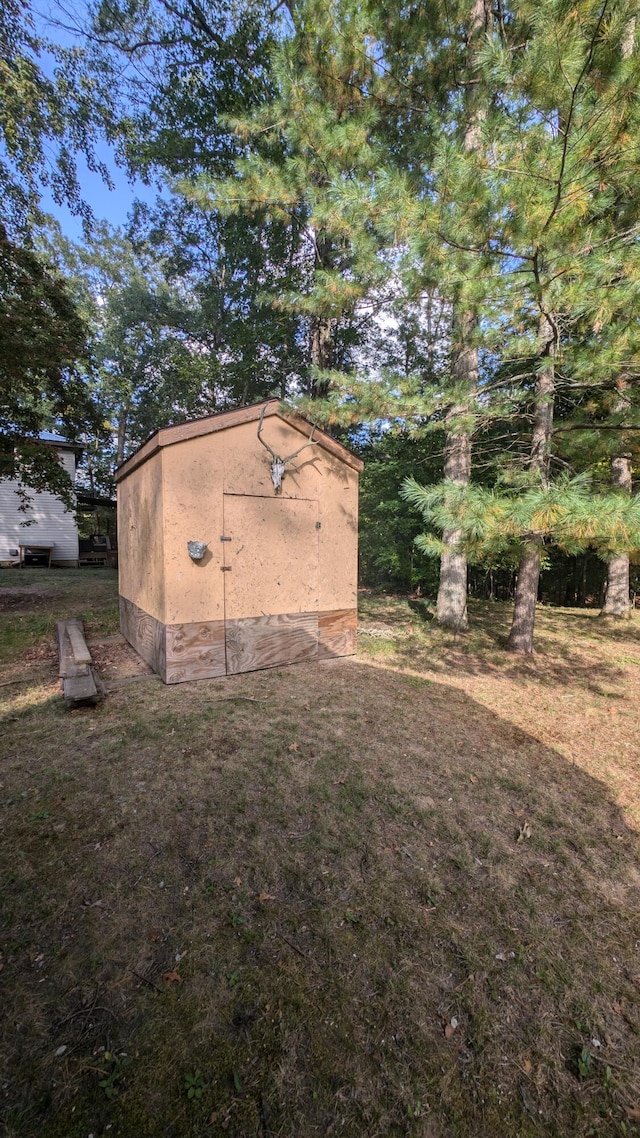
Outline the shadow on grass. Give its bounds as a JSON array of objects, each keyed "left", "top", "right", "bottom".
[
  {"left": 359, "top": 597, "right": 640, "bottom": 695},
  {"left": 1, "top": 660, "right": 639, "bottom": 1138}
]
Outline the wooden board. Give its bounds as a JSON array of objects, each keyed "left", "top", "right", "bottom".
[
  {"left": 225, "top": 612, "right": 319, "bottom": 676},
  {"left": 67, "top": 622, "right": 92, "bottom": 665},
  {"left": 115, "top": 400, "right": 363, "bottom": 484},
  {"left": 119, "top": 596, "right": 166, "bottom": 678},
  {"left": 317, "top": 609, "right": 357, "bottom": 659},
  {"left": 57, "top": 619, "right": 99, "bottom": 703},
  {"left": 222, "top": 494, "right": 319, "bottom": 621},
  {"left": 62, "top": 672, "right": 99, "bottom": 702},
  {"left": 165, "top": 619, "right": 226, "bottom": 684}
]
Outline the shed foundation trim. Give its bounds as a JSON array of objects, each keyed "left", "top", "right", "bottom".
[{"left": 120, "top": 595, "right": 357, "bottom": 683}]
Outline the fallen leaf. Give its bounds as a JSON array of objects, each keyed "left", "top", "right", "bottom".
[
  {"left": 289, "top": 742, "right": 299, "bottom": 752},
  {"left": 332, "top": 778, "right": 346, "bottom": 786},
  {"left": 257, "top": 892, "right": 276, "bottom": 903},
  {"left": 625, "top": 1105, "right": 640, "bottom": 1122},
  {"left": 522, "top": 1058, "right": 533, "bottom": 1075},
  {"left": 517, "top": 821, "right": 532, "bottom": 842},
  {"left": 613, "top": 1002, "right": 623, "bottom": 1015},
  {"left": 162, "top": 970, "right": 182, "bottom": 985},
  {"left": 469, "top": 774, "right": 478, "bottom": 784},
  {"left": 444, "top": 1017, "right": 458, "bottom": 1040},
  {"left": 233, "top": 876, "right": 242, "bottom": 887}
]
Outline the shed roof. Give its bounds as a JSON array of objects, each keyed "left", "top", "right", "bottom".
[{"left": 115, "top": 399, "right": 364, "bottom": 483}]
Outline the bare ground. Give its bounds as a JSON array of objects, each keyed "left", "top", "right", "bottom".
[{"left": 1, "top": 571, "right": 639, "bottom": 1137}]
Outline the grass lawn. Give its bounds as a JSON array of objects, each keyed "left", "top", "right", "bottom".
[{"left": 1, "top": 570, "right": 640, "bottom": 1137}]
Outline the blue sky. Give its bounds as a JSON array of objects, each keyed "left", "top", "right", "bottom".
[
  {"left": 33, "top": 0, "right": 163, "bottom": 240},
  {"left": 41, "top": 152, "right": 161, "bottom": 241}
]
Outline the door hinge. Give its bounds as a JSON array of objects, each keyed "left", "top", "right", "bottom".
[
  {"left": 220, "top": 535, "right": 231, "bottom": 542},
  {"left": 221, "top": 565, "right": 232, "bottom": 571},
  {"left": 315, "top": 521, "right": 322, "bottom": 530}
]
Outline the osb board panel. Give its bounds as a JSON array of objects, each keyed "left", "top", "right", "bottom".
[
  {"left": 161, "top": 434, "right": 225, "bottom": 625},
  {"left": 223, "top": 494, "right": 319, "bottom": 621},
  {"left": 317, "top": 463, "right": 359, "bottom": 612},
  {"left": 115, "top": 400, "right": 363, "bottom": 483},
  {"left": 222, "top": 417, "right": 324, "bottom": 500},
  {"left": 117, "top": 451, "right": 165, "bottom": 623},
  {"left": 225, "top": 612, "right": 318, "bottom": 676},
  {"left": 164, "top": 619, "right": 226, "bottom": 684},
  {"left": 120, "top": 596, "right": 166, "bottom": 679},
  {"left": 317, "top": 609, "right": 357, "bottom": 660}
]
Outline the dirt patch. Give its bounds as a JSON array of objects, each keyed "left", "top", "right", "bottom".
[
  {"left": 0, "top": 587, "right": 61, "bottom": 613},
  {"left": 88, "top": 636, "right": 153, "bottom": 681}
]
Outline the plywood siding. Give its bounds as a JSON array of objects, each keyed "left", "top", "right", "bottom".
[
  {"left": 0, "top": 448, "right": 78, "bottom": 565},
  {"left": 223, "top": 494, "right": 319, "bottom": 620},
  {"left": 161, "top": 434, "right": 225, "bottom": 625},
  {"left": 222, "top": 417, "right": 358, "bottom": 613},
  {"left": 222, "top": 417, "right": 323, "bottom": 500},
  {"left": 117, "top": 451, "right": 165, "bottom": 622},
  {"left": 119, "top": 596, "right": 166, "bottom": 677},
  {"left": 225, "top": 612, "right": 319, "bottom": 675},
  {"left": 165, "top": 619, "right": 226, "bottom": 684},
  {"left": 318, "top": 609, "right": 357, "bottom": 659},
  {"left": 317, "top": 460, "right": 359, "bottom": 612}
]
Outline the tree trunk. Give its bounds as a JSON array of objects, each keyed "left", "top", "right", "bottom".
[
  {"left": 437, "top": 415, "right": 472, "bottom": 628},
  {"left": 436, "top": 0, "right": 491, "bottom": 630},
  {"left": 507, "top": 313, "right": 555, "bottom": 654},
  {"left": 309, "top": 223, "right": 334, "bottom": 399},
  {"left": 602, "top": 452, "right": 632, "bottom": 617},
  {"left": 309, "top": 311, "right": 334, "bottom": 397},
  {"left": 505, "top": 544, "right": 542, "bottom": 653},
  {"left": 601, "top": 21, "right": 635, "bottom": 618}
]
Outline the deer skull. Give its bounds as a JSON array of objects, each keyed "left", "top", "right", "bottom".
[{"left": 257, "top": 403, "right": 317, "bottom": 494}]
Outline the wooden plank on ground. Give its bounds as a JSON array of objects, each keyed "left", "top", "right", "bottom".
[
  {"left": 57, "top": 618, "right": 102, "bottom": 705},
  {"left": 66, "top": 622, "right": 92, "bottom": 665},
  {"left": 62, "top": 672, "right": 98, "bottom": 702}
]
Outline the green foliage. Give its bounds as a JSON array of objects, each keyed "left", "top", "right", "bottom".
[
  {"left": 0, "top": 223, "right": 97, "bottom": 504},
  {"left": 402, "top": 473, "right": 640, "bottom": 564},
  {"left": 358, "top": 432, "right": 440, "bottom": 591},
  {"left": 184, "top": 1069, "right": 206, "bottom": 1100},
  {"left": 0, "top": 0, "right": 114, "bottom": 236}
]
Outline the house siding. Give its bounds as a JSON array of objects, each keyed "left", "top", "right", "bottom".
[{"left": 0, "top": 449, "right": 79, "bottom": 566}]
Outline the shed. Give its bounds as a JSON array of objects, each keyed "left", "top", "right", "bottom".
[{"left": 115, "top": 400, "right": 363, "bottom": 683}]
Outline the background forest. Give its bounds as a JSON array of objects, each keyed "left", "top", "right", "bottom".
[{"left": 3, "top": 0, "right": 640, "bottom": 652}]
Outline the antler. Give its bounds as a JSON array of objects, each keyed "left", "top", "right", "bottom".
[
  {"left": 257, "top": 403, "right": 280, "bottom": 460},
  {"left": 256, "top": 402, "right": 318, "bottom": 492},
  {"left": 257, "top": 403, "right": 317, "bottom": 463},
  {"left": 280, "top": 426, "right": 317, "bottom": 463}
]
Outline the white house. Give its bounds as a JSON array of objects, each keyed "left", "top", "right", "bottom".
[{"left": 0, "top": 436, "right": 80, "bottom": 567}]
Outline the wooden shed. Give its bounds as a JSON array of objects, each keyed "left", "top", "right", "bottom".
[{"left": 115, "top": 400, "right": 363, "bottom": 683}]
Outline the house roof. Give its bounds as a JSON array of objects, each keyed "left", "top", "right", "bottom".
[
  {"left": 114, "top": 399, "right": 364, "bottom": 483},
  {"left": 36, "top": 432, "right": 83, "bottom": 457}
]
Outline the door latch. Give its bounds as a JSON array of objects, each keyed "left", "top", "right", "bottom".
[{"left": 221, "top": 565, "right": 232, "bottom": 572}]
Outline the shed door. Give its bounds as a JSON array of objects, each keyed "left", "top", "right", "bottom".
[{"left": 222, "top": 494, "right": 320, "bottom": 675}]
